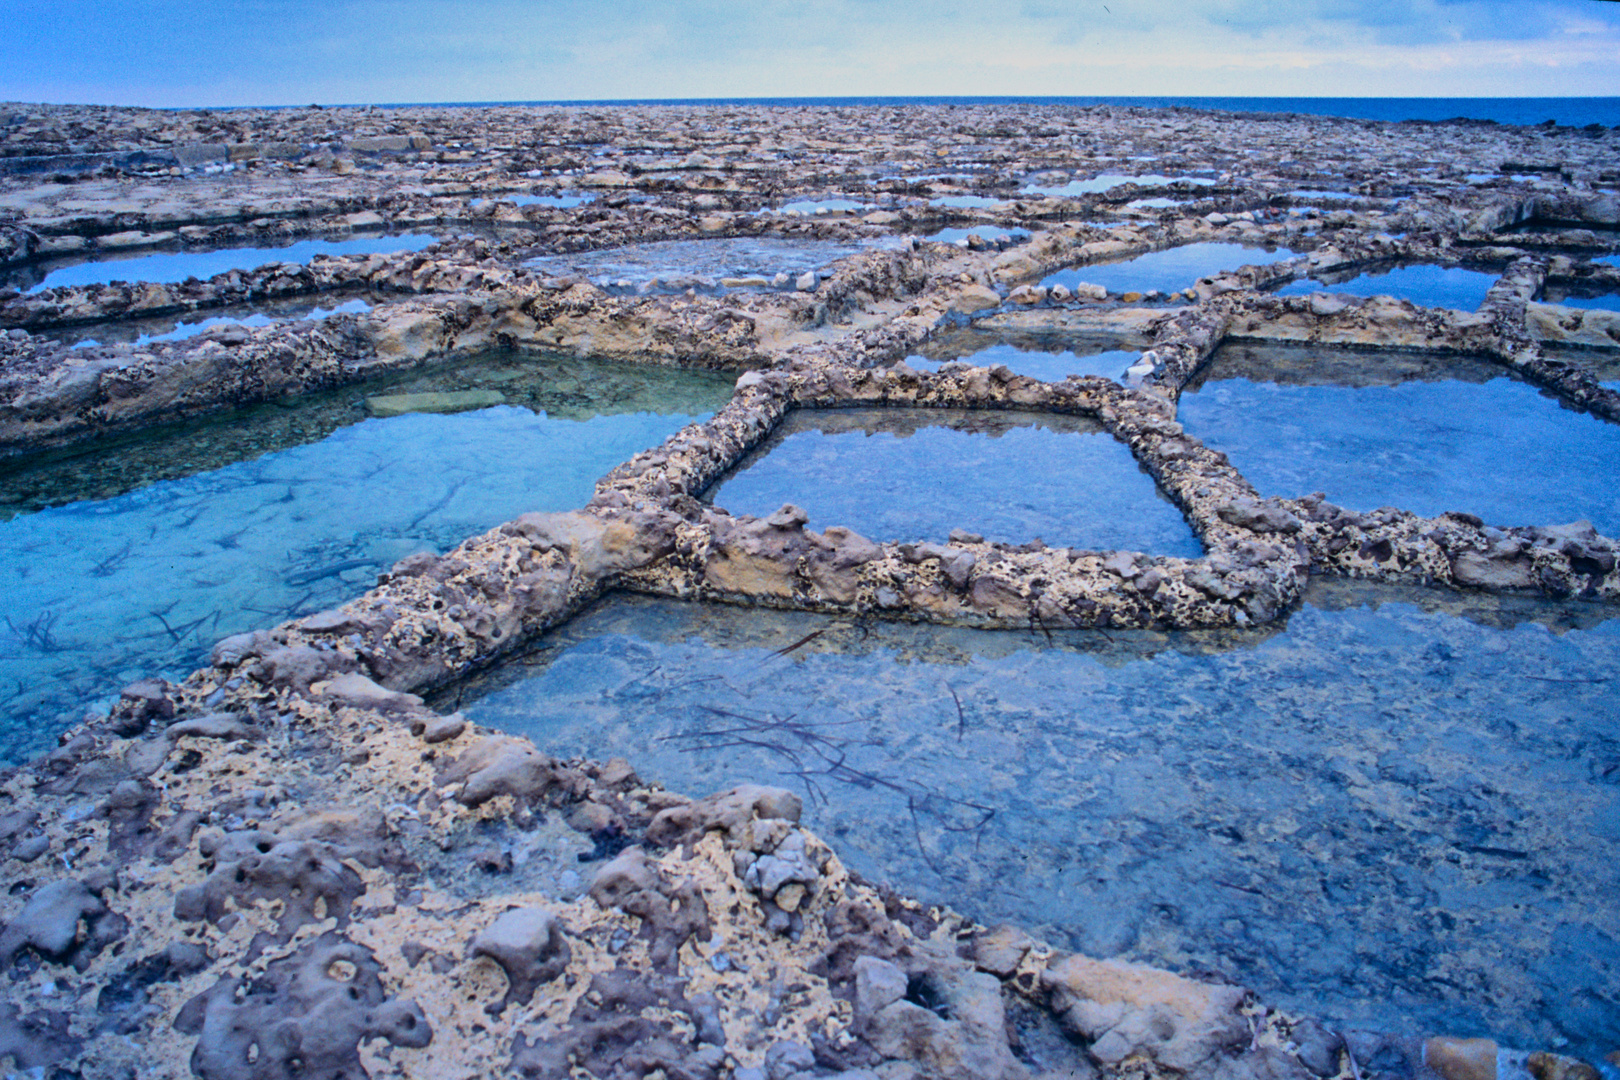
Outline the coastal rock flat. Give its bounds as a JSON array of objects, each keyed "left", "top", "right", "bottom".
[{"left": 1, "top": 101, "right": 1617, "bottom": 1079}]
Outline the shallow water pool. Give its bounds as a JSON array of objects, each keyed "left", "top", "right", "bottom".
[
  {"left": 1540, "top": 285, "right": 1620, "bottom": 313},
  {"left": 1041, "top": 241, "right": 1300, "bottom": 296},
  {"left": 523, "top": 237, "right": 891, "bottom": 293},
  {"left": 1023, "top": 174, "right": 1217, "bottom": 198},
  {"left": 1274, "top": 263, "right": 1499, "bottom": 311},
  {"left": 1178, "top": 343, "right": 1620, "bottom": 533},
  {"left": 56, "top": 297, "right": 374, "bottom": 350},
  {"left": 901, "top": 339, "right": 1139, "bottom": 383},
  {"left": 457, "top": 580, "right": 1620, "bottom": 1059},
  {"left": 18, "top": 234, "right": 442, "bottom": 293},
  {"left": 0, "top": 353, "right": 733, "bottom": 761},
  {"left": 921, "top": 226, "right": 1028, "bottom": 245},
  {"left": 705, "top": 407, "right": 1202, "bottom": 556}
]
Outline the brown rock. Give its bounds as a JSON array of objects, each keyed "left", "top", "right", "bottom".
[{"left": 1425, "top": 1037, "right": 1498, "bottom": 1080}]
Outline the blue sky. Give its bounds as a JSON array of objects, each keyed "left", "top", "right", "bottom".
[{"left": 7, "top": 0, "right": 1619, "bottom": 106}]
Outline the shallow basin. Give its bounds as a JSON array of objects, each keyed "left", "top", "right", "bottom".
[
  {"left": 52, "top": 297, "right": 374, "bottom": 349},
  {"left": 16, "top": 234, "right": 442, "bottom": 293},
  {"left": 456, "top": 580, "right": 1620, "bottom": 1059},
  {"left": 1274, "top": 263, "right": 1499, "bottom": 311},
  {"left": 523, "top": 237, "right": 891, "bottom": 293},
  {"left": 705, "top": 407, "right": 1202, "bottom": 556},
  {"left": 1178, "top": 342, "right": 1620, "bottom": 532},
  {"left": 1540, "top": 284, "right": 1620, "bottom": 313},
  {"left": 1022, "top": 174, "right": 1216, "bottom": 198},
  {"left": 921, "top": 226, "right": 1028, "bottom": 245},
  {"left": 0, "top": 352, "right": 733, "bottom": 760},
  {"left": 1040, "top": 241, "right": 1300, "bottom": 297},
  {"left": 901, "top": 331, "right": 1140, "bottom": 383}
]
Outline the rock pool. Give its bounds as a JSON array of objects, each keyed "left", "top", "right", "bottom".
[
  {"left": 1274, "top": 263, "right": 1500, "bottom": 311},
  {"left": 0, "top": 352, "right": 732, "bottom": 761},
  {"left": 1041, "top": 241, "right": 1300, "bottom": 296},
  {"left": 1177, "top": 342, "right": 1620, "bottom": 533},
  {"left": 12, "top": 233, "right": 442, "bottom": 293},
  {"left": 456, "top": 579, "right": 1620, "bottom": 1061},
  {"left": 705, "top": 407, "right": 1202, "bottom": 556}
]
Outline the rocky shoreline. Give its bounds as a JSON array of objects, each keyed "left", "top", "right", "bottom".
[{"left": 1, "top": 101, "right": 1617, "bottom": 1079}]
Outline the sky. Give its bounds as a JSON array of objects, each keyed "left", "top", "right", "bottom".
[{"left": 5, "top": 0, "right": 1619, "bottom": 107}]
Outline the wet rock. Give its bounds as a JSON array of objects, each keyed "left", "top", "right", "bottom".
[
  {"left": 174, "top": 933, "right": 431, "bottom": 1080},
  {"left": 1041, "top": 953, "right": 1248, "bottom": 1072},
  {"left": 0, "top": 1003, "right": 81, "bottom": 1070},
  {"left": 470, "top": 906, "right": 573, "bottom": 1013},
  {"left": 970, "top": 924, "right": 1035, "bottom": 977},
  {"left": 1526, "top": 1051, "right": 1603, "bottom": 1080},
  {"left": 0, "top": 878, "right": 122, "bottom": 971},
  {"left": 1289, "top": 1019, "right": 1345, "bottom": 1077}
]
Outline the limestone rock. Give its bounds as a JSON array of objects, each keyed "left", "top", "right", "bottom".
[
  {"left": 1041, "top": 953, "right": 1248, "bottom": 1071},
  {"left": 471, "top": 907, "right": 572, "bottom": 1012}
]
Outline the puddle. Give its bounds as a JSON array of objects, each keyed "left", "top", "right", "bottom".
[
  {"left": 51, "top": 297, "right": 375, "bottom": 349},
  {"left": 1543, "top": 346, "right": 1620, "bottom": 392},
  {"left": 928, "top": 195, "right": 1008, "bottom": 209},
  {"left": 523, "top": 237, "right": 891, "bottom": 294},
  {"left": 0, "top": 353, "right": 734, "bottom": 759},
  {"left": 454, "top": 579, "right": 1620, "bottom": 1060},
  {"left": 1178, "top": 342, "right": 1620, "bottom": 533},
  {"left": 1285, "top": 189, "right": 1368, "bottom": 201},
  {"left": 769, "top": 198, "right": 869, "bottom": 215},
  {"left": 921, "top": 226, "right": 1029, "bottom": 246},
  {"left": 1126, "top": 197, "right": 1189, "bottom": 210},
  {"left": 1040, "top": 241, "right": 1300, "bottom": 297},
  {"left": 1023, "top": 174, "right": 1217, "bottom": 198},
  {"left": 1274, "top": 264, "right": 1500, "bottom": 311},
  {"left": 900, "top": 333, "right": 1139, "bottom": 383},
  {"left": 472, "top": 193, "right": 590, "bottom": 208},
  {"left": 1540, "top": 285, "right": 1620, "bottom": 314},
  {"left": 14, "top": 234, "right": 443, "bottom": 293},
  {"left": 704, "top": 407, "right": 1202, "bottom": 557}
]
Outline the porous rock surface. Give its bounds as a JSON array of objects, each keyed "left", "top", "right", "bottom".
[{"left": 1, "top": 101, "right": 1617, "bottom": 1079}]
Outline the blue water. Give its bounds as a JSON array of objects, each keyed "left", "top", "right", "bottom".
[
  {"left": 1023, "top": 174, "right": 1216, "bottom": 198},
  {"left": 360, "top": 98, "right": 1620, "bottom": 129},
  {"left": 922, "top": 226, "right": 1029, "bottom": 245},
  {"left": 1542, "top": 291, "right": 1620, "bottom": 313},
  {"left": 771, "top": 198, "right": 869, "bottom": 215},
  {"left": 905, "top": 341, "right": 1139, "bottom": 383},
  {"left": 0, "top": 402, "right": 718, "bottom": 763},
  {"left": 26, "top": 235, "right": 441, "bottom": 293},
  {"left": 461, "top": 581, "right": 1620, "bottom": 1059},
  {"left": 1275, "top": 264, "right": 1500, "bottom": 311},
  {"left": 707, "top": 408, "right": 1202, "bottom": 556},
  {"left": 1042, "top": 241, "right": 1300, "bottom": 296},
  {"left": 929, "top": 195, "right": 1007, "bottom": 209},
  {"left": 1178, "top": 375, "right": 1620, "bottom": 533},
  {"left": 472, "top": 193, "right": 589, "bottom": 208},
  {"left": 69, "top": 298, "right": 373, "bottom": 350}
]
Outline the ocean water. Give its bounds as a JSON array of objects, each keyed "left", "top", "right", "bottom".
[{"left": 366, "top": 98, "right": 1620, "bottom": 129}]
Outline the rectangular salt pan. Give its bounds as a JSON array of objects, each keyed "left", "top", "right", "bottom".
[
  {"left": 20, "top": 234, "right": 442, "bottom": 293},
  {"left": 705, "top": 407, "right": 1202, "bottom": 557},
  {"left": 1040, "top": 241, "right": 1300, "bottom": 297},
  {"left": 0, "top": 354, "right": 733, "bottom": 760},
  {"left": 902, "top": 339, "right": 1140, "bottom": 383},
  {"left": 1273, "top": 263, "right": 1499, "bottom": 311},
  {"left": 456, "top": 582, "right": 1620, "bottom": 1061},
  {"left": 1177, "top": 344, "right": 1620, "bottom": 534}
]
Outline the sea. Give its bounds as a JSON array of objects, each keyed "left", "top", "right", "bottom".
[{"left": 343, "top": 97, "right": 1620, "bottom": 129}]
